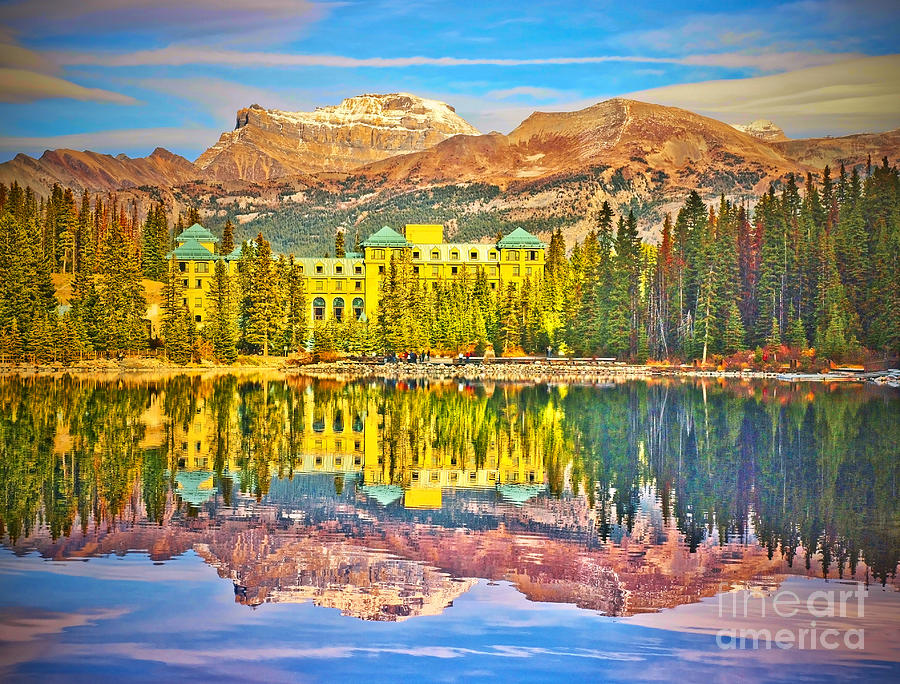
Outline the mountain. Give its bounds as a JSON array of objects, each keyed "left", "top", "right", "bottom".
[
  {"left": 0, "top": 146, "right": 198, "bottom": 195},
  {"left": 194, "top": 93, "right": 480, "bottom": 181},
  {"left": 730, "top": 119, "right": 788, "bottom": 142},
  {"left": 360, "top": 99, "right": 799, "bottom": 192},
  {"left": 1, "top": 94, "right": 898, "bottom": 252},
  {"left": 772, "top": 128, "right": 900, "bottom": 169}
]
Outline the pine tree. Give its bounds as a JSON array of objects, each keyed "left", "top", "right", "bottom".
[
  {"left": 221, "top": 219, "right": 235, "bottom": 255},
  {"left": 335, "top": 230, "right": 346, "bottom": 258}
]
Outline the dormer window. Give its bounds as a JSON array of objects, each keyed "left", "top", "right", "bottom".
[
  {"left": 335, "top": 265, "right": 343, "bottom": 274},
  {"left": 450, "top": 249, "right": 460, "bottom": 260},
  {"left": 316, "top": 263, "right": 324, "bottom": 274},
  {"left": 354, "top": 265, "right": 363, "bottom": 274},
  {"left": 431, "top": 249, "right": 440, "bottom": 260},
  {"left": 470, "top": 250, "right": 478, "bottom": 260},
  {"left": 412, "top": 250, "right": 421, "bottom": 259},
  {"left": 489, "top": 251, "right": 498, "bottom": 261}
]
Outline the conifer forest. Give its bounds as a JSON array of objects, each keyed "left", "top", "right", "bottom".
[{"left": 0, "top": 160, "right": 897, "bottom": 366}]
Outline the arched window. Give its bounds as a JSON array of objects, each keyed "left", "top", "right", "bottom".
[
  {"left": 333, "top": 296, "right": 345, "bottom": 322},
  {"left": 333, "top": 408, "right": 344, "bottom": 433},
  {"left": 313, "top": 297, "right": 325, "bottom": 321},
  {"left": 352, "top": 297, "right": 364, "bottom": 321}
]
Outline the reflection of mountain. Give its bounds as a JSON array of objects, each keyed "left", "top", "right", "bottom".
[
  {"left": 1, "top": 373, "right": 898, "bottom": 621},
  {"left": 195, "top": 528, "right": 475, "bottom": 621}
]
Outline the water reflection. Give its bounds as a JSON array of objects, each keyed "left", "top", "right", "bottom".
[{"left": 0, "top": 373, "right": 897, "bottom": 620}]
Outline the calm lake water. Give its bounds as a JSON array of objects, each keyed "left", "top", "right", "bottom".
[{"left": 0, "top": 373, "right": 898, "bottom": 682}]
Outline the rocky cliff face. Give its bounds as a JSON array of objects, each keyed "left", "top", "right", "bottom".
[
  {"left": 194, "top": 93, "right": 480, "bottom": 181},
  {"left": 730, "top": 119, "right": 789, "bottom": 142}
]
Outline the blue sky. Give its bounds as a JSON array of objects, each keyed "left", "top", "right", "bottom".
[{"left": 0, "top": 0, "right": 898, "bottom": 162}]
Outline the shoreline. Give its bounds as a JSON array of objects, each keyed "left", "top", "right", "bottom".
[{"left": 3, "top": 358, "right": 896, "bottom": 388}]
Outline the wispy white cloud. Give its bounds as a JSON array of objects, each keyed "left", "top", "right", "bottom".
[
  {"left": 52, "top": 46, "right": 861, "bottom": 71},
  {"left": 625, "top": 54, "right": 900, "bottom": 136},
  {"left": 0, "top": 67, "right": 138, "bottom": 104}
]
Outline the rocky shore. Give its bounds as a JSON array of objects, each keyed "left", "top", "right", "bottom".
[{"left": 285, "top": 360, "right": 900, "bottom": 387}]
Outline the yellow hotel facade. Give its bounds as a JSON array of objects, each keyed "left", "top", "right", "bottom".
[{"left": 167, "top": 222, "right": 546, "bottom": 332}]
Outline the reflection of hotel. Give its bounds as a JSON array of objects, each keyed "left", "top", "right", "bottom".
[{"left": 144, "top": 382, "right": 547, "bottom": 510}]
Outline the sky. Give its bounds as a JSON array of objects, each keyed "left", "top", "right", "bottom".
[{"left": 0, "top": 0, "right": 898, "bottom": 162}]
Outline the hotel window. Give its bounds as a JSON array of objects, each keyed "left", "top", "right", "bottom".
[
  {"left": 431, "top": 472, "right": 440, "bottom": 483},
  {"left": 488, "top": 251, "right": 498, "bottom": 261},
  {"left": 195, "top": 279, "right": 202, "bottom": 288},
  {"left": 195, "top": 314, "right": 202, "bottom": 323},
  {"left": 182, "top": 298, "right": 188, "bottom": 306},
  {"left": 413, "top": 266, "right": 420, "bottom": 274},
  {"left": 195, "top": 262, "right": 209, "bottom": 273},
  {"left": 513, "top": 266, "right": 520, "bottom": 276},
  {"left": 431, "top": 249, "right": 440, "bottom": 260},
  {"left": 298, "top": 265, "right": 304, "bottom": 273},
  {"left": 333, "top": 297, "right": 345, "bottom": 323},
  {"left": 490, "top": 282, "right": 496, "bottom": 289},
  {"left": 179, "top": 262, "right": 187, "bottom": 272},
  {"left": 335, "top": 279, "right": 344, "bottom": 291},
  {"left": 313, "top": 297, "right": 325, "bottom": 321},
  {"left": 450, "top": 249, "right": 460, "bottom": 260},
  {"left": 335, "top": 264, "right": 343, "bottom": 274},
  {"left": 411, "top": 472, "right": 419, "bottom": 482},
  {"left": 354, "top": 265, "right": 363, "bottom": 274},
  {"left": 315, "top": 280, "right": 325, "bottom": 292},
  {"left": 470, "top": 250, "right": 478, "bottom": 260},
  {"left": 195, "top": 298, "right": 202, "bottom": 308},
  {"left": 393, "top": 249, "right": 402, "bottom": 259},
  {"left": 378, "top": 265, "right": 384, "bottom": 274},
  {"left": 313, "top": 406, "right": 325, "bottom": 432},
  {"left": 316, "top": 263, "right": 324, "bottom": 274},
  {"left": 431, "top": 265, "right": 439, "bottom": 277},
  {"left": 413, "top": 250, "right": 421, "bottom": 259},
  {"left": 505, "top": 250, "right": 518, "bottom": 261},
  {"left": 182, "top": 279, "right": 189, "bottom": 288},
  {"left": 528, "top": 250, "right": 538, "bottom": 261},
  {"left": 354, "top": 280, "right": 363, "bottom": 290},
  {"left": 451, "top": 266, "right": 458, "bottom": 275},
  {"left": 374, "top": 249, "right": 385, "bottom": 259},
  {"left": 491, "top": 266, "right": 498, "bottom": 275},
  {"left": 526, "top": 267, "right": 532, "bottom": 276}
]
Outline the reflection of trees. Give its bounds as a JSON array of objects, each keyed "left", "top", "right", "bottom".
[{"left": 0, "top": 375, "right": 897, "bottom": 584}]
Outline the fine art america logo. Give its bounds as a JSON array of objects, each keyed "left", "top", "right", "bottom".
[{"left": 716, "top": 583, "right": 867, "bottom": 650}]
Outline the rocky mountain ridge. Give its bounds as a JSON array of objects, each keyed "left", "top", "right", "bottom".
[
  {"left": 194, "top": 93, "right": 480, "bottom": 181},
  {"left": 1, "top": 93, "right": 897, "bottom": 250}
]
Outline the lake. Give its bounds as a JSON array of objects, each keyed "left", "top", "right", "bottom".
[{"left": 0, "top": 372, "right": 898, "bottom": 682}]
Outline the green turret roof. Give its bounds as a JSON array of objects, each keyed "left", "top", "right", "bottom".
[
  {"left": 497, "top": 227, "right": 545, "bottom": 249},
  {"left": 168, "top": 238, "right": 215, "bottom": 260},
  {"left": 176, "top": 222, "right": 218, "bottom": 243},
  {"left": 361, "top": 226, "right": 410, "bottom": 248},
  {"left": 224, "top": 244, "right": 244, "bottom": 261}
]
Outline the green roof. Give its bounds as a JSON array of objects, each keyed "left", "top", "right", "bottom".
[
  {"left": 497, "top": 227, "right": 545, "bottom": 249},
  {"left": 168, "top": 238, "right": 215, "bottom": 260},
  {"left": 361, "top": 226, "right": 410, "bottom": 248},
  {"left": 224, "top": 244, "right": 244, "bottom": 261},
  {"left": 176, "top": 222, "right": 218, "bottom": 243}
]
